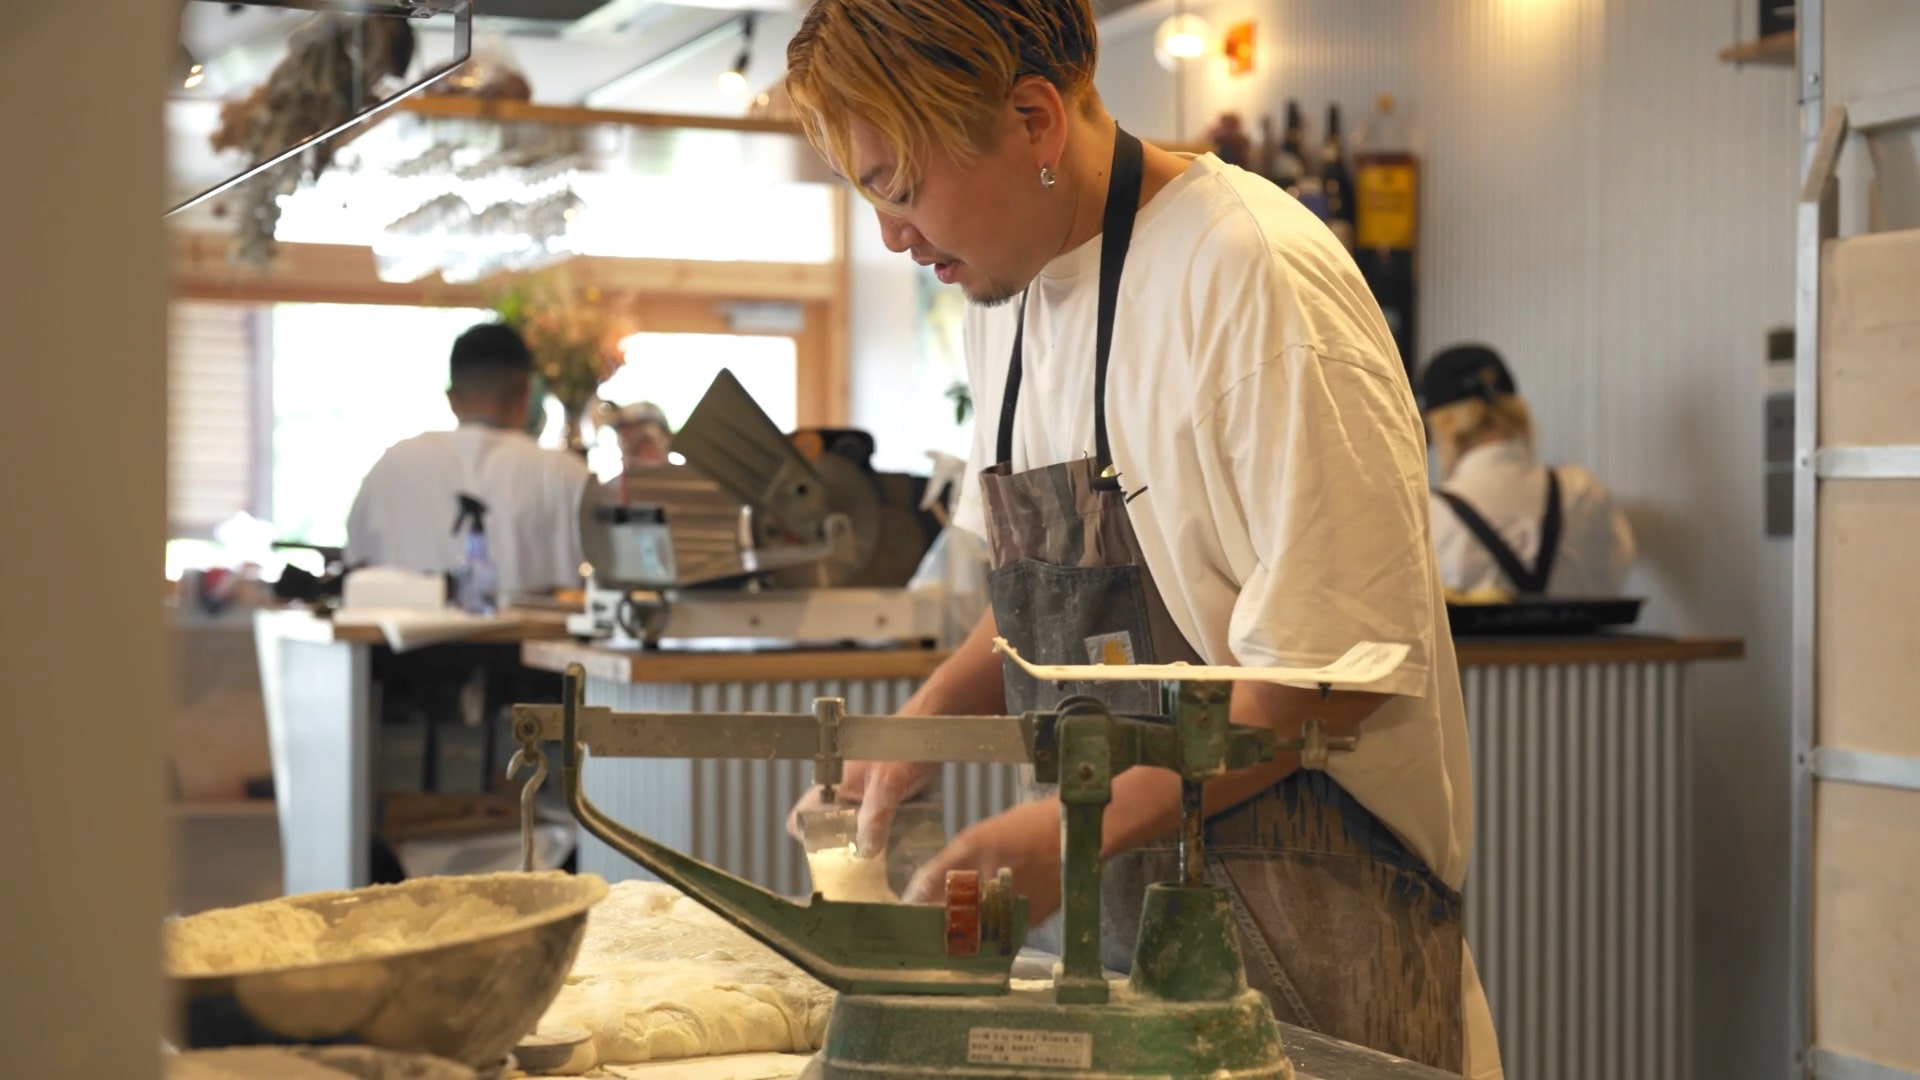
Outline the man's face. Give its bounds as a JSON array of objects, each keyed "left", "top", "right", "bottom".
[
  {"left": 846, "top": 115, "right": 1061, "bottom": 307},
  {"left": 618, "top": 422, "right": 669, "bottom": 468}
]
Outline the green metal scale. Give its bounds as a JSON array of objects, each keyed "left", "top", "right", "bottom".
[{"left": 509, "top": 642, "right": 1453, "bottom": 1080}]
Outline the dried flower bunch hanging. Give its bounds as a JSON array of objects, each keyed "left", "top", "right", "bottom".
[{"left": 210, "top": 13, "right": 416, "bottom": 267}]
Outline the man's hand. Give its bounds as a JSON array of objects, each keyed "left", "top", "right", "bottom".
[
  {"left": 784, "top": 608, "right": 1007, "bottom": 855},
  {"left": 902, "top": 799, "right": 1063, "bottom": 928},
  {"left": 785, "top": 761, "right": 938, "bottom": 855}
]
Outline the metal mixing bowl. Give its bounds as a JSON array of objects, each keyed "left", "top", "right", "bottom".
[{"left": 167, "top": 872, "right": 608, "bottom": 1069}]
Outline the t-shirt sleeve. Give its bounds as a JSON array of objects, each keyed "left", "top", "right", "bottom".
[
  {"left": 344, "top": 459, "right": 382, "bottom": 568},
  {"left": 1196, "top": 345, "right": 1438, "bottom": 699}
]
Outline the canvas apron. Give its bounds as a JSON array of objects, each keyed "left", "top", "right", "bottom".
[
  {"left": 1435, "top": 469, "right": 1564, "bottom": 596},
  {"left": 977, "top": 126, "right": 1467, "bottom": 1072}
]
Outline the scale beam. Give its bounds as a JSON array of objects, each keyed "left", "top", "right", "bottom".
[{"left": 512, "top": 703, "right": 1034, "bottom": 765}]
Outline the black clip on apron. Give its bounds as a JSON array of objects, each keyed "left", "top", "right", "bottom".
[
  {"left": 973, "top": 124, "right": 1468, "bottom": 1071},
  {"left": 1437, "top": 469, "right": 1564, "bottom": 596}
]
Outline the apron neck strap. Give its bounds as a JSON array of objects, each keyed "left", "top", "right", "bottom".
[{"left": 996, "top": 124, "right": 1148, "bottom": 491}]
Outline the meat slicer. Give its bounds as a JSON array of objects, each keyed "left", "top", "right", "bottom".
[
  {"left": 507, "top": 639, "right": 1458, "bottom": 1079},
  {"left": 568, "top": 369, "right": 945, "bottom": 647}
]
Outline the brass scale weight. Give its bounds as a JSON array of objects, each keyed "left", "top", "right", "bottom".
[{"left": 508, "top": 640, "right": 1454, "bottom": 1079}]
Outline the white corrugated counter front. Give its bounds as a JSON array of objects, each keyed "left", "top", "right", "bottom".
[{"left": 521, "top": 633, "right": 1742, "bottom": 1080}]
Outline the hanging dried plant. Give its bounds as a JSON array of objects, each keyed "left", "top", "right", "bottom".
[{"left": 210, "top": 13, "right": 416, "bottom": 267}]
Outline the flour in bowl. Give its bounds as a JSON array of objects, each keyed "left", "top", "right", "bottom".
[{"left": 166, "top": 881, "right": 528, "bottom": 976}]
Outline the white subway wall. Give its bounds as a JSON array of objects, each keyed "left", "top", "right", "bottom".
[{"left": 1097, "top": 3, "right": 1797, "bottom": 1078}]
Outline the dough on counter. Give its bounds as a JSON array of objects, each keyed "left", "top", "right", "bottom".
[{"left": 534, "top": 882, "right": 835, "bottom": 1075}]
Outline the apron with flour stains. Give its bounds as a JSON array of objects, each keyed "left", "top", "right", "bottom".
[{"left": 977, "top": 124, "right": 1467, "bottom": 1072}]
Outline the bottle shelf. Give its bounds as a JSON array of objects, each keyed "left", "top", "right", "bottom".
[{"left": 1718, "top": 30, "right": 1796, "bottom": 67}]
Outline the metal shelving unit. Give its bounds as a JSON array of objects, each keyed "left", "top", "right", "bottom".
[{"left": 1790, "top": 2, "right": 1920, "bottom": 1078}]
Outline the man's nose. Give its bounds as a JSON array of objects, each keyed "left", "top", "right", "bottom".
[{"left": 876, "top": 208, "right": 918, "bottom": 254}]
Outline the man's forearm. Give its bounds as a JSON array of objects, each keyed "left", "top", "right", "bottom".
[
  {"left": 898, "top": 608, "right": 1007, "bottom": 717},
  {"left": 1098, "top": 681, "right": 1389, "bottom": 858}
]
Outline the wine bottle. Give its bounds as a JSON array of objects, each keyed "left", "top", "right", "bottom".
[
  {"left": 1352, "top": 93, "right": 1419, "bottom": 379},
  {"left": 1321, "top": 103, "right": 1356, "bottom": 250},
  {"left": 1276, "top": 99, "right": 1307, "bottom": 194}
]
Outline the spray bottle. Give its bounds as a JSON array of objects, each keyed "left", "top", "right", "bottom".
[{"left": 451, "top": 493, "right": 498, "bottom": 615}]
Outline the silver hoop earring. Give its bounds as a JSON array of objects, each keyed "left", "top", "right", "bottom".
[{"left": 1039, "top": 165, "right": 1058, "bottom": 189}]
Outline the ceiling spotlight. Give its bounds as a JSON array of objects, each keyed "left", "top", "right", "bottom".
[
  {"left": 719, "top": 14, "right": 755, "bottom": 97},
  {"left": 1154, "top": 13, "right": 1214, "bottom": 72},
  {"left": 183, "top": 63, "right": 207, "bottom": 90}
]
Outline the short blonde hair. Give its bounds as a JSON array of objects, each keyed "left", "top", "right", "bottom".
[
  {"left": 785, "top": 0, "right": 1100, "bottom": 206},
  {"left": 1429, "top": 394, "right": 1535, "bottom": 475}
]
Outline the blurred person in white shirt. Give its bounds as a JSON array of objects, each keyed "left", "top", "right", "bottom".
[
  {"left": 346, "top": 322, "right": 589, "bottom": 598},
  {"left": 1420, "top": 344, "right": 1636, "bottom": 599}
]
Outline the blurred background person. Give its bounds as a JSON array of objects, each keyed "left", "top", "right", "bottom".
[
  {"left": 604, "top": 399, "right": 674, "bottom": 472},
  {"left": 1419, "top": 344, "right": 1636, "bottom": 599},
  {"left": 347, "top": 321, "right": 589, "bottom": 598}
]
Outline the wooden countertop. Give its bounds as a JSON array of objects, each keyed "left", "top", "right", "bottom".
[
  {"left": 256, "top": 606, "right": 575, "bottom": 646},
  {"left": 1454, "top": 633, "right": 1744, "bottom": 667},
  {"left": 523, "top": 633, "right": 1742, "bottom": 685}
]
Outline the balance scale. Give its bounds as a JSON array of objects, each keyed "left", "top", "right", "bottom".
[{"left": 508, "top": 640, "right": 1456, "bottom": 1080}]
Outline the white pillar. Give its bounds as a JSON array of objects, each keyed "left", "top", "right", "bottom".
[{"left": 0, "top": 3, "right": 171, "bottom": 1076}]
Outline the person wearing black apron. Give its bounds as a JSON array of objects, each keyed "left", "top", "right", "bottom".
[
  {"left": 1418, "top": 344, "right": 1636, "bottom": 599},
  {"left": 781, "top": 2, "right": 1499, "bottom": 1073},
  {"left": 973, "top": 125, "right": 1466, "bottom": 1070}
]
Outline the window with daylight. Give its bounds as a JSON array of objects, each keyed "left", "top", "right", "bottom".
[
  {"left": 269, "top": 303, "right": 495, "bottom": 547},
  {"left": 589, "top": 332, "right": 799, "bottom": 482}
]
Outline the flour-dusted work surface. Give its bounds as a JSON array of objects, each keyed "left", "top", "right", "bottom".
[
  {"left": 522, "top": 881, "right": 835, "bottom": 1076},
  {"left": 589, "top": 1054, "right": 815, "bottom": 1079}
]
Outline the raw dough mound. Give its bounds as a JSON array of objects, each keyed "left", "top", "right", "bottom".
[{"left": 535, "top": 881, "right": 834, "bottom": 1074}]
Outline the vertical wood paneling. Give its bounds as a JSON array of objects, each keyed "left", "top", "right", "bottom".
[{"left": 1456, "top": 662, "right": 1692, "bottom": 1080}]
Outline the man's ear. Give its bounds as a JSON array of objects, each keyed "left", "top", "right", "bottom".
[{"left": 1005, "top": 75, "right": 1069, "bottom": 164}]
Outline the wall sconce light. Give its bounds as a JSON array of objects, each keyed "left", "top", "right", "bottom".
[{"left": 1154, "top": 13, "right": 1213, "bottom": 72}]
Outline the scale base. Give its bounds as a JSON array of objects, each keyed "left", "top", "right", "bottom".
[{"left": 817, "top": 982, "right": 1295, "bottom": 1080}]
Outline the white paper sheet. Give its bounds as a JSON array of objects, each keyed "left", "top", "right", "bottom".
[{"left": 992, "top": 637, "right": 1411, "bottom": 688}]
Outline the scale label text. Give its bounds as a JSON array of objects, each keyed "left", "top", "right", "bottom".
[{"left": 966, "top": 1028, "right": 1094, "bottom": 1069}]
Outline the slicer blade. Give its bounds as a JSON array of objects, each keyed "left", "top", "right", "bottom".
[{"left": 674, "top": 369, "right": 831, "bottom": 542}]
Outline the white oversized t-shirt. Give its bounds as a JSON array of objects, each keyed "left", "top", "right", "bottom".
[
  {"left": 346, "top": 424, "right": 589, "bottom": 597},
  {"left": 950, "top": 153, "right": 1501, "bottom": 1078}
]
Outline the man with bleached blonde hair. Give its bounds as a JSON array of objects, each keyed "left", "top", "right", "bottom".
[{"left": 782, "top": 2, "right": 1501, "bottom": 1074}]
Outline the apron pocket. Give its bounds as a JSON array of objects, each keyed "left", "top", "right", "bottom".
[
  {"left": 1208, "top": 849, "right": 1465, "bottom": 1073},
  {"left": 987, "top": 557, "right": 1159, "bottom": 718}
]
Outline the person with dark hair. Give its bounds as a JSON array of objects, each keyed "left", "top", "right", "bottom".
[
  {"left": 1418, "top": 344, "right": 1636, "bottom": 600},
  {"left": 346, "top": 322, "right": 589, "bottom": 597}
]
